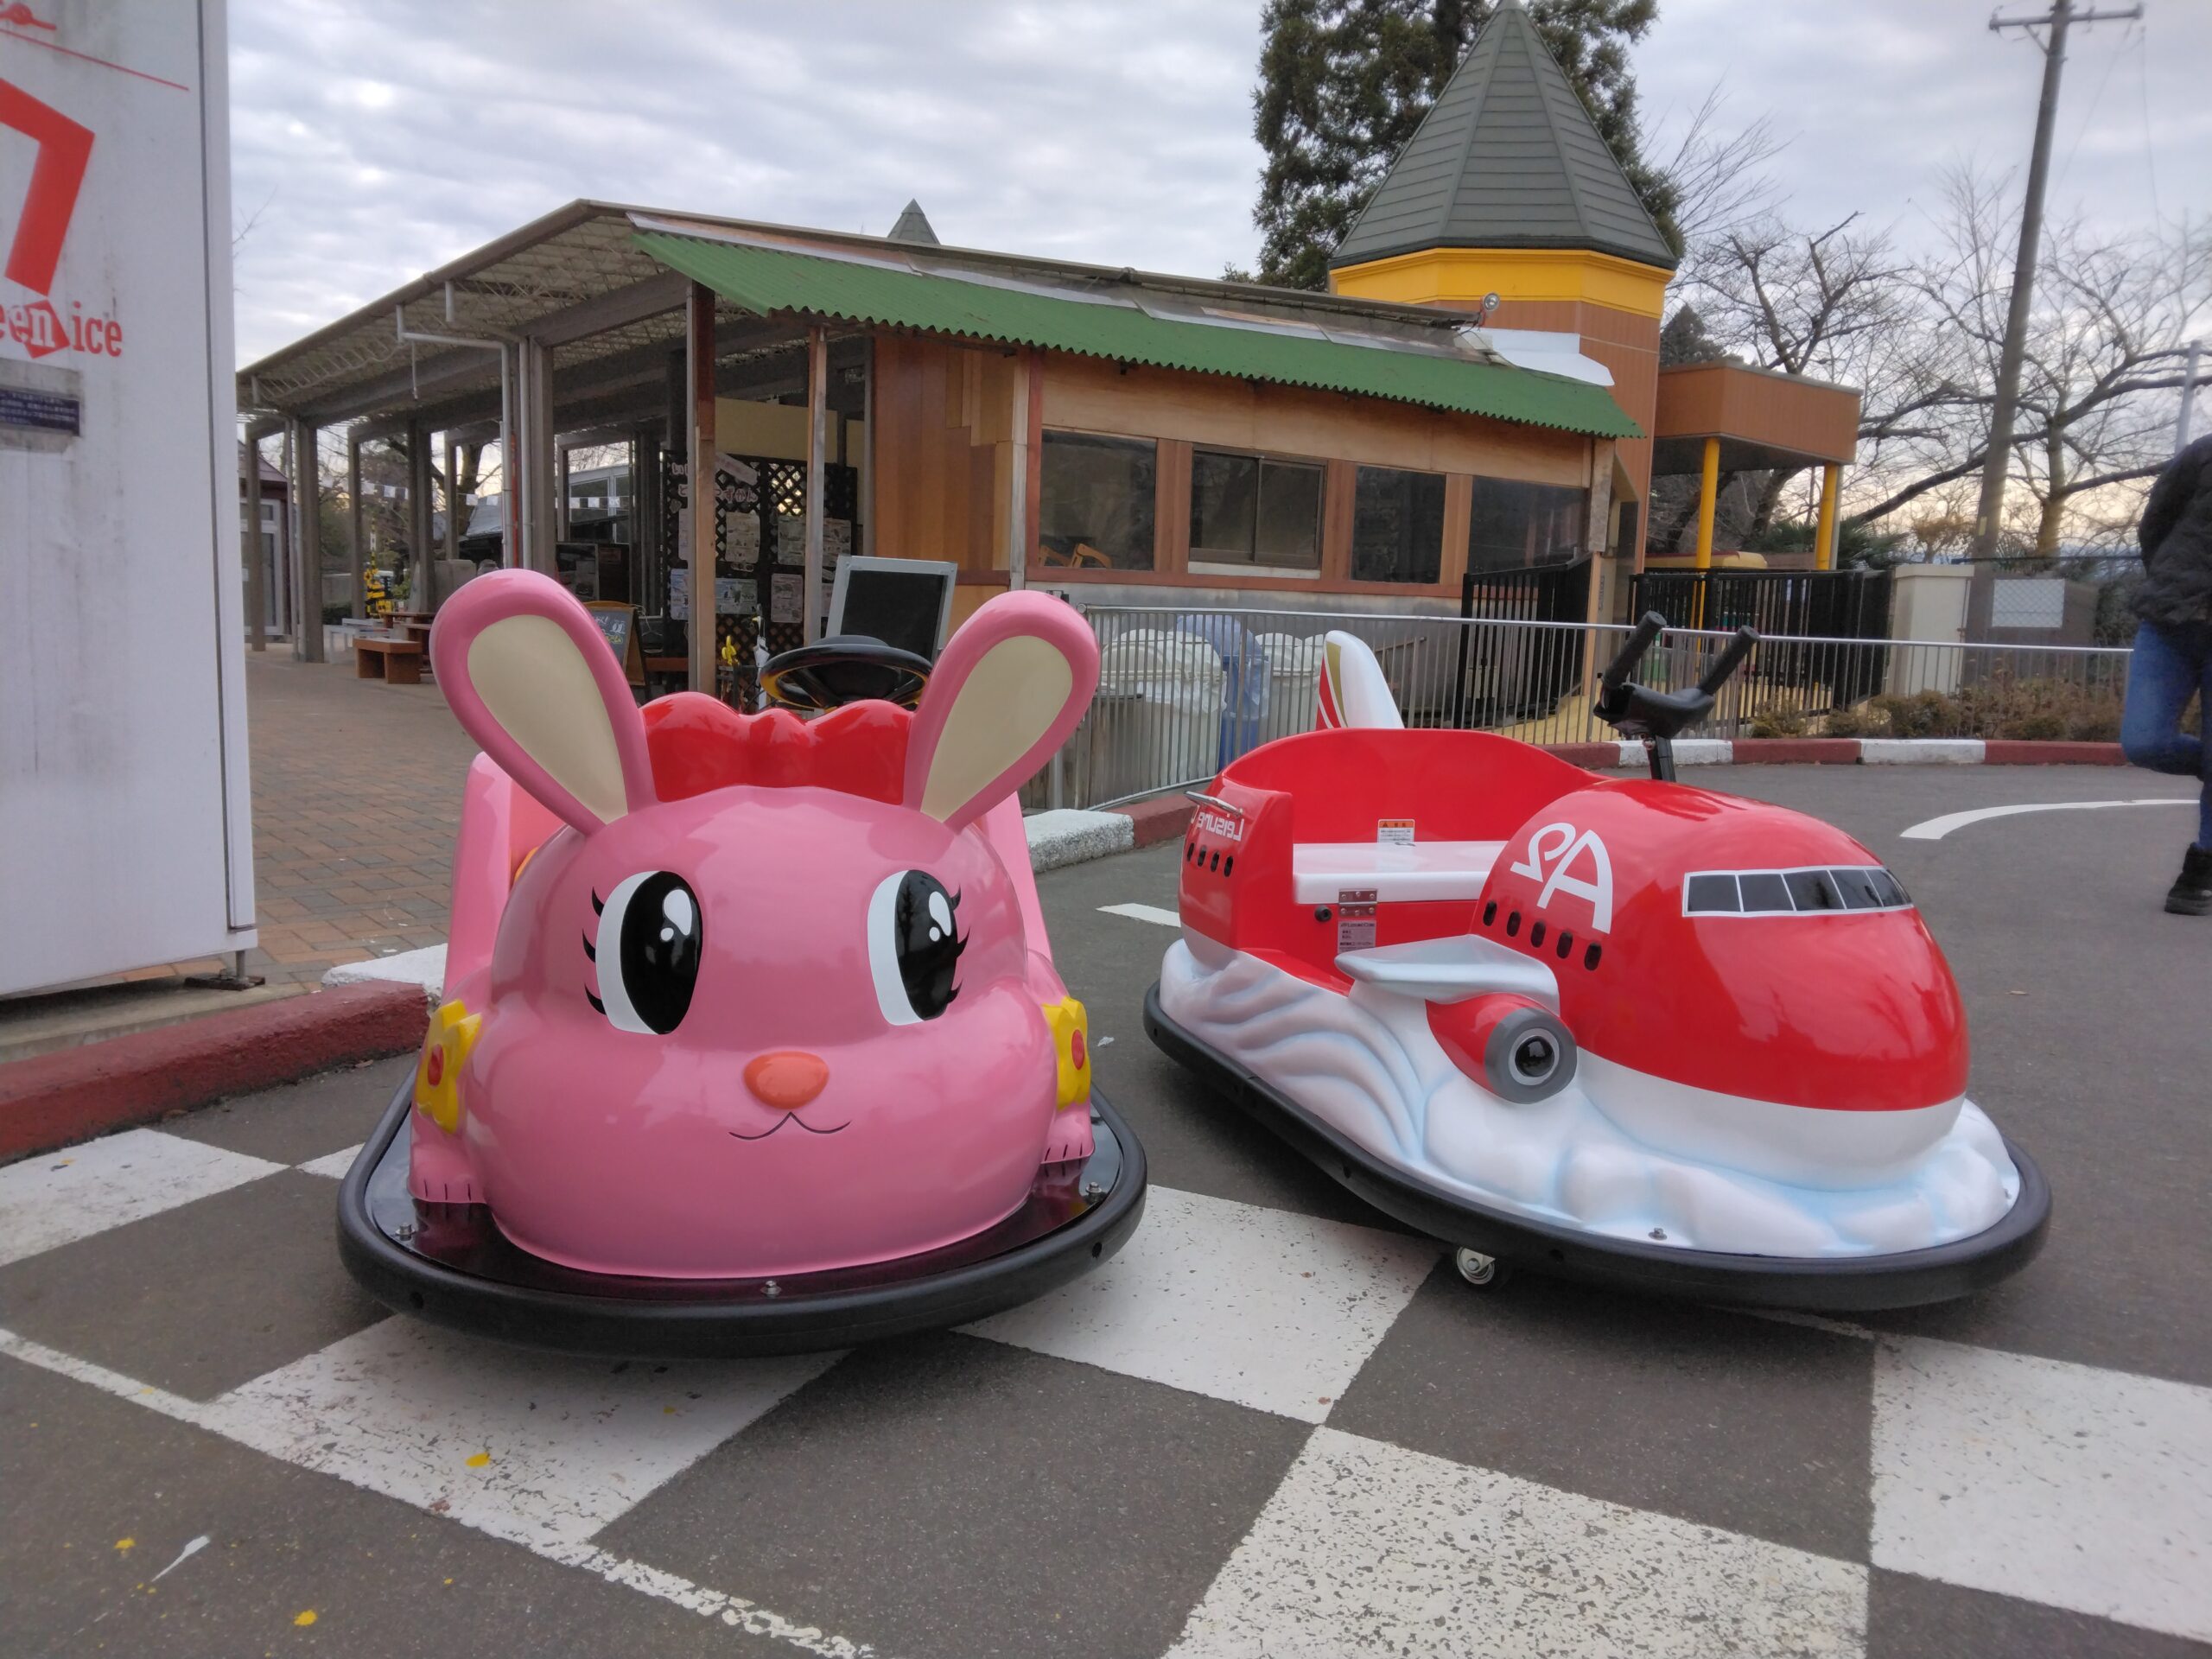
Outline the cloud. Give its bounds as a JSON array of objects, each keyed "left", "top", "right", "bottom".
[{"left": 229, "top": 0, "right": 2206, "bottom": 368}]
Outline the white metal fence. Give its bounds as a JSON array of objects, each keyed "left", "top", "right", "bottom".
[{"left": 1041, "top": 605, "right": 2133, "bottom": 810}]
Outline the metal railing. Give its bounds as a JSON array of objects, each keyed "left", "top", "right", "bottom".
[{"left": 1044, "top": 604, "right": 2133, "bottom": 810}]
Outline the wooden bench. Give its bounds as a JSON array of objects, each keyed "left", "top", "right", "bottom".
[{"left": 354, "top": 636, "right": 425, "bottom": 685}]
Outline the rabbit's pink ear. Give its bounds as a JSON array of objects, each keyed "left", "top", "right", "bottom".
[
  {"left": 429, "top": 570, "right": 656, "bottom": 834},
  {"left": 905, "top": 591, "right": 1098, "bottom": 830}
]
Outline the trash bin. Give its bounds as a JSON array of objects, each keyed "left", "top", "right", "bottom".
[
  {"left": 1087, "top": 629, "right": 1225, "bottom": 800},
  {"left": 1176, "top": 615, "right": 1272, "bottom": 768},
  {"left": 1255, "top": 632, "right": 1327, "bottom": 741}
]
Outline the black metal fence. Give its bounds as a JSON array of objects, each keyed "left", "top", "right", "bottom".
[
  {"left": 1453, "top": 560, "right": 1593, "bottom": 727},
  {"left": 1630, "top": 568, "right": 1894, "bottom": 709}
]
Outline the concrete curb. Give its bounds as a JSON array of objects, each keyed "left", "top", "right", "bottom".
[
  {"left": 1, "top": 982, "right": 431, "bottom": 1162},
  {"left": 1025, "top": 808, "right": 1136, "bottom": 873}
]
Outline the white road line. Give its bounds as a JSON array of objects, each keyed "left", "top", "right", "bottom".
[
  {"left": 1872, "top": 1335, "right": 2212, "bottom": 1643},
  {"left": 294, "top": 1143, "right": 365, "bottom": 1179},
  {"left": 1899, "top": 798, "right": 2193, "bottom": 841},
  {"left": 0, "top": 1130, "right": 284, "bottom": 1268},
  {"left": 1167, "top": 1425, "right": 1868, "bottom": 1658},
  {"left": 965, "top": 1185, "right": 1437, "bottom": 1422},
  {"left": 1097, "top": 901, "right": 1181, "bottom": 926},
  {"left": 0, "top": 1325, "right": 878, "bottom": 1657}
]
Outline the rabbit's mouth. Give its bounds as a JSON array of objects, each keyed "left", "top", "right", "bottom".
[{"left": 728, "top": 1113, "right": 850, "bottom": 1141}]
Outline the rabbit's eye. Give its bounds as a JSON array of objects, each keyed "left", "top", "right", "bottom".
[
  {"left": 588, "top": 871, "right": 702, "bottom": 1035},
  {"left": 868, "top": 871, "right": 964, "bottom": 1026}
]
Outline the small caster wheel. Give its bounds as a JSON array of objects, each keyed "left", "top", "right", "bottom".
[{"left": 1454, "top": 1247, "right": 1509, "bottom": 1288}]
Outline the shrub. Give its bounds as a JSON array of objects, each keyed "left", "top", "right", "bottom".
[
  {"left": 1747, "top": 706, "right": 1808, "bottom": 739},
  {"left": 1820, "top": 677, "right": 2125, "bottom": 742}
]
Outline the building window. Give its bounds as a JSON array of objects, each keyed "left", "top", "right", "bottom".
[
  {"left": 1039, "top": 431, "right": 1156, "bottom": 571},
  {"left": 1466, "top": 478, "right": 1586, "bottom": 572},
  {"left": 1351, "top": 466, "right": 1446, "bottom": 584},
  {"left": 1190, "top": 449, "right": 1322, "bottom": 571}
]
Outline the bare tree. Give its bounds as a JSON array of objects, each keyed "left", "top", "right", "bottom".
[{"left": 1649, "top": 87, "right": 1785, "bottom": 253}]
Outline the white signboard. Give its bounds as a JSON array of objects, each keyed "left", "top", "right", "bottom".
[{"left": 0, "top": 1, "right": 256, "bottom": 995}]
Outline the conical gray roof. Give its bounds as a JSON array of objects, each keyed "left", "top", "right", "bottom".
[
  {"left": 1331, "top": 1, "right": 1677, "bottom": 272},
  {"left": 887, "top": 200, "right": 940, "bottom": 245}
]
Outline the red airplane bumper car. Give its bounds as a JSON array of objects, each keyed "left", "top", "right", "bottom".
[{"left": 1146, "top": 617, "right": 2048, "bottom": 1309}]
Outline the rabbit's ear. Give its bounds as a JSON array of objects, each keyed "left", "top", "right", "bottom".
[
  {"left": 429, "top": 570, "right": 657, "bottom": 834},
  {"left": 906, "top": 591, "right": 1098, "bottom": 830}
]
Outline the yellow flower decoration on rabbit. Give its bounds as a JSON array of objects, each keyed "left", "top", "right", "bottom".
[{"left": 414, "top": 998, "right": 482, "bottom": 1135}]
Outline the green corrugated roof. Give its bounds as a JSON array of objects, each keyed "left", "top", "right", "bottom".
[{"left": 634, "top": 230, "right": 1640, "bottom": 441}]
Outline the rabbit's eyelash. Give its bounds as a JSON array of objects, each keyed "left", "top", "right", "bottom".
[
  {"left": 590, "top": 890, "right": 605, "bottom": 915},
  {"left": 584, "top": 898, "right": 601, "bottom": 1013},
  {"left": 582, "top": 931, "right": 595, "bottom": 963},
  {"left": 584, "top": 989, "right": 605, "bottom": 1014}
]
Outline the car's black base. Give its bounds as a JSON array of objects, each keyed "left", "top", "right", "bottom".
[
  {"left": 336, "top": 1082, "right": 1147, "bottom": 1357},
  {"left": 1146, "top": 983, "right": 2049, "bottom": 1312}
]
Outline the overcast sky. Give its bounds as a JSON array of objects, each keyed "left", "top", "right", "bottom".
[{"left": 229, "top": 0, "right": 2208, "bottom": 367}]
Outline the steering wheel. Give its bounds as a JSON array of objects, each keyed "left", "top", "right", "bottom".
[{"left": 760, "top": 635, "right": 931, "bottom": 712}]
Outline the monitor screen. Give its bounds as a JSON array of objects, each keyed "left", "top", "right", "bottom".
[{"left": 837, "top": 564, "right": 954, "bottom": 659}]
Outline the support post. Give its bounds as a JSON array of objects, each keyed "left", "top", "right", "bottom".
[
  {"left": 276, "top": 425, "right": 296, "bottom": 643},
  {"left": 804, "top": 323, "right": 829, "bottom": 644},
  {"left": 518, "top": 340, "right": 557, "bottom": 574},
  {"left": 686, "top": 283, "right": 718, "bottom": 694},
  {"left": 499, "top": 344, "right": 519, "bottom": 566},
  {"left": 1007, "top": 346, "right": 1039, "bottom": 589},
  {"left": 557, "top": 444, "right": 571, "bottom": 540},
  {"left": 243, "top": 434, "right": 265, "bottom": 652},
  {"left": 1694, "top": 436, "right": 1720, "bottom": 631},
  {"left": 1815, "top": 464, "right": 1840, "bottom": 572},
  {"left": 444, "top": 434, "right": 461, "bottom": 570},
  {"left": 346, "top": 431, "right": 365, "bottom": 618},
  {"left": 289, "top": 419, "right": 325, "bottom": 661},
  {"left": 861, "top": 335, "right": 876, "bottom": 556},
  {"left": 407, "top": 420, "right": 434, "bottom": 609}
]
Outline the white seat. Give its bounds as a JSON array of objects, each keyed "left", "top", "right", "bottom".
[{"left": 1292, "top": 840, "right": 1505, "bottom": 905}]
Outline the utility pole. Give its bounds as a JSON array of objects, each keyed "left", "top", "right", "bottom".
[
  {"left": 1974, "top": 0, "right": 2144, "bottom": 560},
  {"left": 2177, "top": 340, "right": 2202, "bottom": 454}
]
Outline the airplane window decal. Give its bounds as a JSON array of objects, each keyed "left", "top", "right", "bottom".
[{"left": 1682, "top": 866, "right": 1915, "bottom": 918}]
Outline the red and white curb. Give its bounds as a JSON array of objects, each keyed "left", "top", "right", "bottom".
[{"left": 1541, "top": 738, "right": 2126, "bottom": 769}]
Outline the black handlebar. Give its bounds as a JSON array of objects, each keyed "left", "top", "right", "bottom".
[
  {"left": 1697, "top": 626, "right": 1759, "bottom": 698},
  {"left": 1600, "top": 610, "right": 1669, "bottom": 695},
  {"left": 1592, "top": 614, "right": 1760, "bottom": 780}
]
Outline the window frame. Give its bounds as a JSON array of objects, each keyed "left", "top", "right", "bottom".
[
  {"left": 1349, "top": 462, "right": 1448, "bottom": 586},
  {"left": 1038, "top": 428, "right": 1160, "bottom": 573},
  {"left": 1187, "top": 445, "right": 1325, "bottom": 576}
]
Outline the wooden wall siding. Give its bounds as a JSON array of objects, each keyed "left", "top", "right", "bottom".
[
  {"left": 1151, "top": 440, "right": 1193, "bottom": 575},
  {"left": 1651, "top": 362, "right": 1859, "bottom": 467},
  {"left": 1322, "top": 459, "right": 1357, "bottom": 582},
  {"left": 872, "top": 334, "right": 1023, "bottom": 576},
  {"left": 1440, "top": 474, "right": 1473, "bottom": 588},
  {"left": 1444, "top": 295, "right": 1659, "bottom": 554},
  {"left": 1039, "top": 354, "right": 1590, "bottom": 487}
]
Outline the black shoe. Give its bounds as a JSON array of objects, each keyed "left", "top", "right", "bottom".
[{"left": 2167, "top": 844, "right": 2212, "bottom": 916}]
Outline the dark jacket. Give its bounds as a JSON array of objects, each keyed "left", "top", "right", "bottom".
[{"left": 2136, "top": 433, "right": 2212, "bottom": 628}]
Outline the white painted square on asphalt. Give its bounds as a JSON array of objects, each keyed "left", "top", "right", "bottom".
[
  {"left": 1166, "top": 1426, "right": 1867, "bottom": 1658},
  {"left": 0, "top": 1128, "right": 284, "bottom": 1268},
  {"left": 963, "top": 1185, "right": 1437, "bottom": 1421},
  {"left": 294, "top": 1142, "right": 365, "bottom": 1179},
  {"left": 210, "top": 1317, "right": 840, "bottom": 1548},
  {"left": 1872, "top": 1336, "right": 2212, "bottom": 1643}
]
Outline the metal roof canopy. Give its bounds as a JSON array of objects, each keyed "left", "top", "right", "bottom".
[
  {"left": 636, "top": 223, "right": 1637, "bottom": 438},
  {"left": 1330, "top": 0, "right": 1678, "bottom": 273},
  {"left": 236, "top": 198, "right": 1638, "bottom": 441}
]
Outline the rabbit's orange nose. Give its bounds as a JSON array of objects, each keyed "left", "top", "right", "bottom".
[{"left": 744, "top": 1051, "right": 829, "bottom": 1110}]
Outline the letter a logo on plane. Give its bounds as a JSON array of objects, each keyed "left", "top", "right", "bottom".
[{"left": 2, "top": 74, "right": 94, "bottom": 302}]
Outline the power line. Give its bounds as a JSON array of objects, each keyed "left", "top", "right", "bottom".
[{"left": 1972, "top": 0, "right": 2146, "bottom": 563}]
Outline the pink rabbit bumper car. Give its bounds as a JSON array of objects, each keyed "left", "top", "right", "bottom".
[{"left": 337, "top": 573, "right": 1146, "bottom": 1357}]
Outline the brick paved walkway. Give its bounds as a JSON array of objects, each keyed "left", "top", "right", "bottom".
[{"left": 160, "top": 652, "right": 479, "bottom": 986}]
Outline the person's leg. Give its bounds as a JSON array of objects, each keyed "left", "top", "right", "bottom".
[
  {"left": 2120, "top": 620, "right": 2203, "bottom": 781},
  {"left": 2123, "top": 621, "right": 2212, "bottom": 912}
]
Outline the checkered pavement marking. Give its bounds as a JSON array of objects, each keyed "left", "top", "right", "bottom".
[
  {"left": 1872, "top": 1335, "right": 2212, "bottom": 1643},
  {"left": 0, "top": 1128, "right": 283, "bottom": 1267},
  {"left": 1164, "top": 1424, "right": 1870, "bottom": 1659},
  {"left": 5, "top": 1122, "right": 2210, "bottom": 1657},
  {"left": 964, "top": 1183, "right": 1439, "bottom": 1421}
]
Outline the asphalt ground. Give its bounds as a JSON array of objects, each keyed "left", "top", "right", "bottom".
[{"left": 2, "top": 764, "right": 2205, "bottom": 1658}]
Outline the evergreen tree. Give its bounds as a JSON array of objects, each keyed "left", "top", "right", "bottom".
[{"left": 1252, "top": 0, "right": 1677, "bottom": 291}]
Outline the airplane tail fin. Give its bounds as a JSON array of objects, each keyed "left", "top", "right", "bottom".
[{"left": 1316, "top": 632, "right": 1404, "bottom": 731}]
